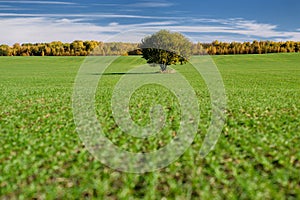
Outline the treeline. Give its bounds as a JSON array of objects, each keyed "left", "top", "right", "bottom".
[
  {"left": 0, "top": 40, "right": 300, "bottom": 56},
  {"left": 0, "top": 41, "right": 138, "bottom": 56},
  {"left": 202, "top": 40, "right": 300, "bottom": 55}
]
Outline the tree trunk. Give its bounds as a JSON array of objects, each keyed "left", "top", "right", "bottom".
[{"left": 160, "top": 63, "right": 167, "bottom": 72}]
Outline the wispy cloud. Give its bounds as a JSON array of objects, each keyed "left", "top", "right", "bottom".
[
  {"left": 0, "top": 0, "right": 174, "bottom": 8},
  {"left": 92, "top": 1, "right": 174, "bottom": 11},
  {"left": 0, "top": 13, "right": 183, "bottom": 19},
  {"left": 0, "top": 8, "right": 31, "bottom": 10},
  {"left": 118, "top": 18, "right": 299, "bottom": 41},
  {"left": 92, "top": 3, "right": 121, "bottom": 7},
  {"left": 0, "top": 17, "right": 109, "bottom": 44},
  {"left": 92, "top": 1, "right": 174, "bottom": 8},
  {"left": 0, "top": 0, "right": 76, "bottom": 5},
  {"left": 128, "top": 2, "right": 174, "bottom": 8},
  {"left": 0, "top": 5, "right": 32, "bottom": 10},
  {"left": 0, "top": 6, "right": 31, "bottom": 11},
  {"left": 108, "top": 22, "right": 119, "bottom": 26},
  {"left": 0, "top": 16, "right": 300, "bottom": 45}
]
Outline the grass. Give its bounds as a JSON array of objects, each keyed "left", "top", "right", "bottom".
[{"left": 0, "top": 54, "right": 299, "bottom": 199}]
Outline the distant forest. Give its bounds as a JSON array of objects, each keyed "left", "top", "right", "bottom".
[{"left": 0, "top": 40, "right": 300, "bottom": 56}]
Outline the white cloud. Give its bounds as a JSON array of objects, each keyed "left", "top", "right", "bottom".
[
  {"left": 92, "top": 1, "right": 174, "bottom": 8},
  {"left": 1, "top": 16, "right": 300, "bottom": 45},
  {"left": 0, "top": 5, "right": 31, "bottom": 10},
  {"left": 128, "top": 2, "right": 174, "bottom": 8},
  {"left": 92, "top": 3, "right": 122, "bottom": 7},
  {"left": 109, "top": 22, "right": 119, "bottom": 26},
  {"left": 0, "top": 7, "right": 30, "bottom": 11},
  {"left": 0, "top": 13, "right": 181, "bottom": 19},
  {"left": 0, "top": 1, "right": 76, "bottom": 5},
  {"left": 0, "top": 17, "right": 106, "bottom": 44}
]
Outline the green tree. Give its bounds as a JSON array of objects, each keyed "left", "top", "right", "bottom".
[{"left": 140, "top": 30, "right": 192, "bottom": 72}]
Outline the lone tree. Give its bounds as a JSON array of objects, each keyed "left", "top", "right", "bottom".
[{"left": 140, "top": 30, "right": 192, "bottom": 72}]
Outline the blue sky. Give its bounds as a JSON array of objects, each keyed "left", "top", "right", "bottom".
[{"left": 0, "top": 0, "right": 299, "bottom": 44}]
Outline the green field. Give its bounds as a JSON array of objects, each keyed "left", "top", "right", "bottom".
[{"left": 0, "top": 54, "right": 299, "bottom": 199}]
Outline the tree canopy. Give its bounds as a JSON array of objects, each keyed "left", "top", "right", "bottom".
[{"left": 140, "top": 30, "right": 192, "bottom": 72}]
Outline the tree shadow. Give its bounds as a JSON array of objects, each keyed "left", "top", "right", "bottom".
[{"left": 91, "top": 72, "right": 160, "bottom": 76}]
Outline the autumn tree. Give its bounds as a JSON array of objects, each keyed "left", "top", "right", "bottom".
[{"left": 1, "top": 40, "right": 300, "bottom": 57}]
